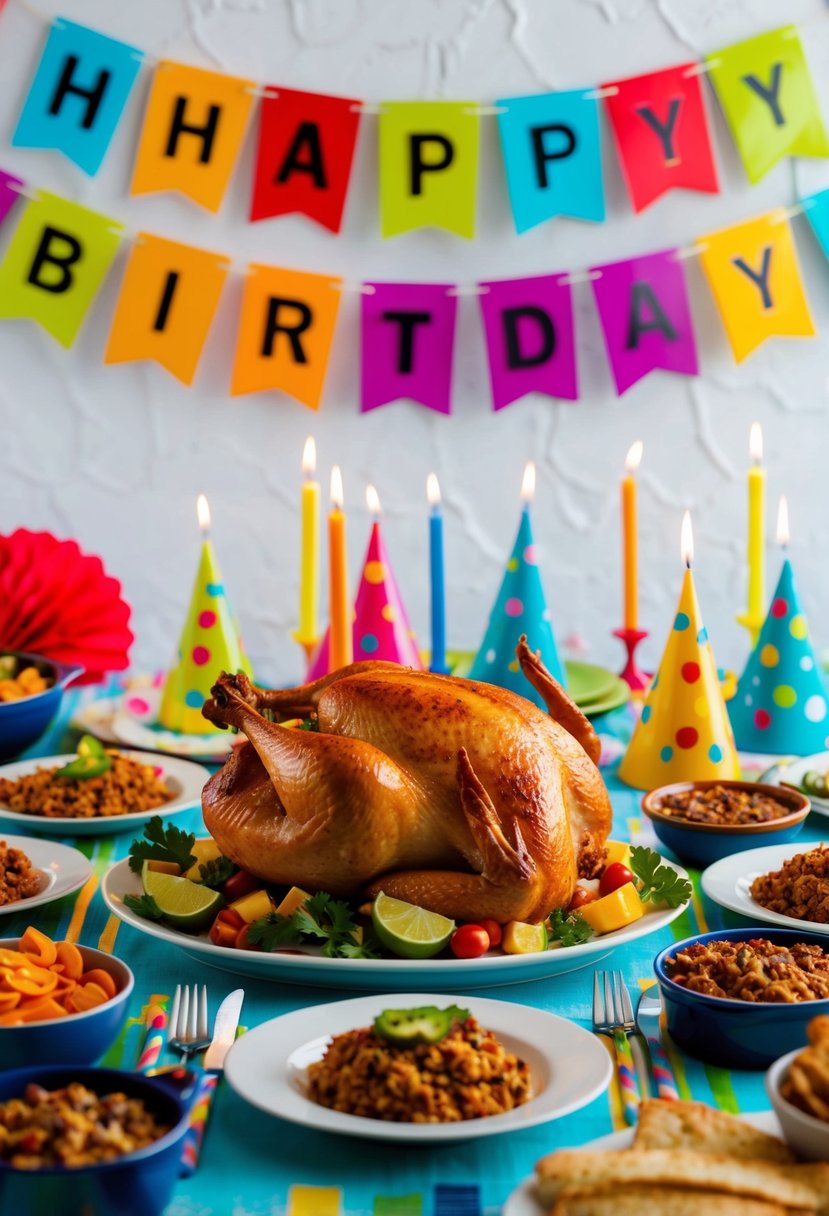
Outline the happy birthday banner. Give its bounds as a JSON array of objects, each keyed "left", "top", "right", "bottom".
[{"left": 6, "top": 13, "right": 829, "bottom": 235}]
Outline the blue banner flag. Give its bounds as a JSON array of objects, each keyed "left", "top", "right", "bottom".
[
  {"left": 13, "top": 17, "right": 143, "bottom": 175},
  {"left": 496, "top": 89, "right": 605, "bottom": 233},
  {"left": 804, "top": 188, "right": 829, "bottom": 263}
]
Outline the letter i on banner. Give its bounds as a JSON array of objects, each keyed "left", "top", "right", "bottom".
[
  {"left": 379, "top": 103, "right": 479, "bottom": 238},
  {"left": 105, "top": 235, "right": 228, "bottom": 385},
  {"left": 231, "top": 266, "right": 342, "bottom": 408},
  {"left": 12, "top": 19, "right": 143, "bottom": 175},
  {"left": 698, "top": 211, "right": 815, "bottom": 362},
  {"left": 478, "top": 274, "right": 578, "bottom": 409},
  {"left": 361, "top": 283, "right": 457, "bottom": 414},
  {"left": 0, "top": 170, "right": 24, "bottom": 229},
  {"left": 131, "top": 63, "right": 255, "bottom": 212},
  {"left": 707, "top": 27, "right": 829, "bottom": 184},
  {"left": 0, "top": 191, "right": 121, "bottom": 348}
]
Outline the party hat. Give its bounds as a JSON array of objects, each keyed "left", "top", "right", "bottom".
[
  {"left": 308, "top": 520, "right": 423, "bottom": 678},
  {"left": 158, "top": 539, "right": 251, "bottom": 734},
  {"left": 729, "top": 558, "right": 828, "bottom": 754},
  {"left": 619, "top": 567, "right": 740, "bottom": 788},
  {"left": 468, "top": 504, "right": 565, "bottom": 708}
]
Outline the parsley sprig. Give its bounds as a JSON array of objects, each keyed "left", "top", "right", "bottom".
[
  {"left": 548, "top": 907, "right": 593, "bottom": 947},
  {"left": 128, "top": 817, "right": 196, "bottom": 875},
  {"left": 124, "top": 892, "right": 164, "bottom": 920},
  {"left": 629, "top": 845, "right": 692, "bottom": 907},
  {"left": 197, "top": 856, "right": 238, "bottom": 890},
  {"left": 248, "top": 892, "right": 377, "bottom": 959}
]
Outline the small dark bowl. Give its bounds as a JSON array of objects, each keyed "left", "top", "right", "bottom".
[
  {"left": 0, "top": 650, "right": 82, "bottom": 762},
  {"left": 642, "top": 779, "right": 810, "bottom": 868},
  {"left": 654, "top": 927, "right": 829, "bottom": 1070},
  {"left": 0, "top": 1065, "right": 188, "bottom": 1216}
]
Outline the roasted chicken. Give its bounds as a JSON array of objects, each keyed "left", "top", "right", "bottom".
[{"left": 201, "top": 638, "right": 612, "bottom": 924}]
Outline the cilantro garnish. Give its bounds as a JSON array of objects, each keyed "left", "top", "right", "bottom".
[
  {"left": 548, "top": 907, "right": 594, "bottom": 947},
  {"left": 124, "top": 892, "right": 164, "bottom": 920},
  {"left": 197, "top": 856, "right": 237, "bottom": 890},
  {"left": 127, "top": 817, "right": 196, "bottom": 875},
  {"left": 248, "top": 891, "right": 377, "bottom": 959},
  {"left": 629, "top": 845, "right": 693, "bottom": 907}
]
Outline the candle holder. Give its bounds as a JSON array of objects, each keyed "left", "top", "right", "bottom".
[
  {"left": 612, "top": 627, "right": 650, "bottom": 693},
  {"left": 735, "top": 611, "right": 764, "bottom": 650},
  {"left": 292, "top": 634, "right": 319, "bottom": 671}
]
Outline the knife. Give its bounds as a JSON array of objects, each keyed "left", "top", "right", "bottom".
[
  {"left": 635, "top": 984, "right": 679, "bottom": 1101},
  {"left": 180, "top": 988, "right": 244, "bottom": 1175}
]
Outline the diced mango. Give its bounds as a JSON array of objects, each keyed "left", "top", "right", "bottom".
[
  {"left": 275, "top": 886, "right": 311, "bottom": 918},
  {"left": 580, "top": 883, "right": 644, "bottom": 934},
  {"left": 144, "top": 860, "right": 182, "bottom": 876},
  {"left": 604, "top": 840, "right": 632, "bottom": 868},
  {"left": 501, "top": 920, "right": 548, "bottom": 954},
  {"left": 230, "top": 889, "right": 274, "bottom": 924},
  {"left": 184, "top": 838, "right": 224, "bottom": 881}
]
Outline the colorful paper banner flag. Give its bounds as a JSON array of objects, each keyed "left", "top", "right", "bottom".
[
  {"left": 590, "top": 249, "right": 698, "bottom": 395},
  {"left": 361, "top": 282, "right": 456, "bottom": 414},
  {"left": 0, "top": 190, "right": 121, "bottom": 348},
  {"left": 104, "top": 234, "right": 228, "bottom": 385},
  {"left": 379, "top": 102, "right": 479, "bottom": 239},
  {"left": 250, "top": 87, "right": 361, "bottom": 232},
  {"left": 707, "top": 27, "right": 829, "bottom": 184},
  {"left": 698, "top": 211, "right": 815, "bottom": 363},
  {"left": 231, "top": 264, "right": 341, "bottom": 408},
  {"left": 131, "top": 62, "right": 254, "bottom": 212},
  {"left": 13, "top": 18, "right": 143, "bottom": 176},
  {"left": 0, "top": 170, "right": 23, "bottom": 228},
  {"left": 496, "top": 89, "right": 604, "bottom": 232},
  {"left": 602, "top": 63, "right": 718, "bottom": 212},
  {"left": 803, "top": 188, "right": 829, "bottom": 263},
  {"left": 479, "top": 273, "right": 577, "bottom": 409}
]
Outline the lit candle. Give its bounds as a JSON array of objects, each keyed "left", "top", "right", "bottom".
[
  {"left": 295, "top": 437, "right": 320, "bottom": 655},
  {"left": 427, "top": 473, "right": 448, "bottom": 674},
  {"left": 681, "top": 509, "right": 694, "bottom": 569},
  {"left": 197, "top": 492, "right": 211, "bottom": 540},
  {"left": 328, "top": 466, "right": 352, "bottom": 671},
  {"left": 621, "top": 441, "right": 643, "bottom": 631},
  {"left": 366, "top": 483, "right": 381, "bottom": 519},
  {"left": 521, "top": 459, "right": 535, "bottom": 509},
  {"left": 744, "top": 421, "right": 766, "bottom": 645}
]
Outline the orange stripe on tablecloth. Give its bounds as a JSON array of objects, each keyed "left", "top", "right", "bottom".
[
  {"left": 598, "top": 1034, "right": 627, "bottom": 1132},
  {"left": 64, "top": 875, "right": 99, "bottom": 943},
  {"left": 98, "top": 914, "right": 121, "bottom": 954}
]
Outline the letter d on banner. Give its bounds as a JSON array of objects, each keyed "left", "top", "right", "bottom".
[{"left": 379, "top": 102, "right": 479, "bottom": 238}]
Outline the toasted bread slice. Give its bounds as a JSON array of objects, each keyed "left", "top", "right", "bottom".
[
  {"left": 550, "top": 1186, "right": 793, "bottom": 1216},
  {"left": 633, "top": 1100, "right": 795, "bottom": 1163}
]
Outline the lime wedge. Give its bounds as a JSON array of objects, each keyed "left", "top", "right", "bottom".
[
  {"left": 141, "top": 863, "right": 223, "bottom": 932},
  {"left": 371, "top": 892, "right": 455, "bottom": 960},
  {"left": 502, "top": 920, "right": 548, "bottom": 955}
]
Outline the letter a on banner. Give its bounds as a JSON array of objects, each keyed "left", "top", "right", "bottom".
[
  {"left": 131, "top": 62, "right": 254, "bottom": 212},
  {"left": 231, "top": 266, "right": 341, "bottom": 409},
  {"left": 707, "top": 28, "right": 829, "bottom": 184},
  {"left": 361, "top": 283, "right": 457, "bottom": 413},
  {"left": 104, "top": 234, "right": 229, "bottom": 385},
  {"left": 698, "top": 211, "right": 815, "bottom": 362},
  {"left": 590, "top": 249, "right": 699, "bottom": 396},
  {"left": 250, "top": 88, "right": 361, "bottom": 232},
  {"left": 603, "top": 64, "right": 719, "bottom": 212},
  {"left": 478, "top": 274, "right": 577, "bottom": 409},
  {"left": 379, "top": 103, "right": 479, "bottom": 238},
  {"left": 13, "top": 19, "right": 143, "bottom": 176},
  {"left": 0, "top": 170, "right": 23, "bottom": 229}
]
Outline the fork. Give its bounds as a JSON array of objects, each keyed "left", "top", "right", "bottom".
[
  {"left": 168, "top": 985, "right": 211, "bottom": 1062},
  {"left": 593, "top": 970, "right": 641, "bottom": 1126}
]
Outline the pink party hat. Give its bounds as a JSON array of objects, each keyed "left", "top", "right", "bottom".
[{"left": 308, "top": 521, "right": 423, "bottom": 678}]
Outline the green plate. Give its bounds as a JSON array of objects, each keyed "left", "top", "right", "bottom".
[
  {"left": 443, "top": 652, "right": 624, "bottom": 712},
  {"left": 578, "top": 677, "right": 630, "bottom": 718}
]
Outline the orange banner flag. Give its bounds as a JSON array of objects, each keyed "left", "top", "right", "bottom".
[
  {"left": 104, "top": 233, "right": 229, "bottom": 384},
  {"left": 130, "top": 62, "right": 254, "bottom": 212},
  {"left": 230, "top": 265, "right": 342, "bottom": 409}
]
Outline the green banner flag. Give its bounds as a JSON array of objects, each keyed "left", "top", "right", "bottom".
[
  {"left": 707, "top": 26, "right": 829, "bottom": 184},
  {"left": 0, "top": 190, "right": 122, "bottom": 347},
  {"left": 379, "top": 101, "right": 479, "bottom": 238}
]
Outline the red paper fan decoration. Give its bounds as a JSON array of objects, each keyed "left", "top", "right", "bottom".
[{"left": 0, "top": 529, "right": 133, "bottom": 683}]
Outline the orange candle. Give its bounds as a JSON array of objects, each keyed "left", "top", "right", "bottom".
[
  {"left": 622, "top": 440, "right": 643, "bottom": 630},
  {"left": 328, "top": 465, "right": 352, "bottom": 671}
]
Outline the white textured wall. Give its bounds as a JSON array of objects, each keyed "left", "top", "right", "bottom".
[{"left": 0, "top": 0, "right": 827, "bottom": 686}]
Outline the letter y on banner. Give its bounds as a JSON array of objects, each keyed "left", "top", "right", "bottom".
[
  {"left": 379, "top": 102, "right": 479, "bottom": 238},
  {"left": 361, "top": 282, "right": 457, "bottom": 413}
]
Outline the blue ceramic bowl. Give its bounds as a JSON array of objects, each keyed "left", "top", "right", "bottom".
[
  {"left": 642, "top": 780, "right": 810, "bottom": 868},
  {"left": 0, "top": 650, "right": 83, "bottom": 762},
  {"left": 654, "top": 927, "right": 829, "bottom": 1069},
  {"left": 0, "top": 939, "right": 133, "bottom": 1068},
  {"left": 0, "top": 1065, "right": 188, "bottom": 1216}
]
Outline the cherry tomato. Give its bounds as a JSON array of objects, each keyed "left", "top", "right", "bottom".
[
  {"left": 234, "top": 924, "right": 260, "bottom": 951},
  {"left": 478, "top": 918, "right": 502, "bottom": 948},
  {"left": 567, "top": 886, "right": 597, "bottom": 911},
  {"left": 216, "top": 907, "right": 245, "bottom": 929},
  {"left": 599, "top": 862, "right": 635, "bottom": 897},
  {"left": 450, "top": 925, "right": 490, "bottom": 959},
  {"left": 221, "top": 870, "right": 260, "bottom": 903},
  {"left": 209, "top": 917, "right": 239, "bottom": 948}
]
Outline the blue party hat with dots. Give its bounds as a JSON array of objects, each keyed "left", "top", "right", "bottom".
[
  {"left": 730, "top": 559, "right": 829, "bottom": 754},
  {"left": 469, "top": 504, "right": 565, "bottom": 707}
]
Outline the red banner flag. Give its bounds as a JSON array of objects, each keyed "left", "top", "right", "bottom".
[
  {"left": 250, "top": 88, "right": 361, "bottom": 233},
  {"left": 603, "top": 63, "right": 719, "bottom": 213}
]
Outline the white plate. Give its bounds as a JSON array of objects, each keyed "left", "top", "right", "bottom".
[
  {"left": 762, "top": 752, "right": 829, "bottom": 818},
  {"left": 0, "top": 834, "right": 92, "bottom": 915},
  {"left": 0, "top": 751, "right": 210, "bottom": 836},
  {"left": 101, "top": 856, "right": 690, "bottom": 990},
  {"left": 73, "top": 686, "right": 234, "bottom": 763},
  {"left": 225, "top": 992, "right": 612, "bottom": 1144},
  {"left": 502, "top": 1111, "right": 782, "bottom": 1215},
  {"left": 701, "top": 841, "right": 829, "bottom": 934}
]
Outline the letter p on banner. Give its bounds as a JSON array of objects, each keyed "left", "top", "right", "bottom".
[{"left": 379, "top": 102, "right": 479, "bottom": 238}]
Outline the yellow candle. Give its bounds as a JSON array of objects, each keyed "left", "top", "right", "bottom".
[
  {"left": 746, "top": 421, "right": 766, "bottom": 643},
  {"left": 296, "top": 437, "right": 319, "bottom": 648},
  {"left": 622, "top": 441, "right": 643, "bottom": 631},
  {"left": 328, "top": 465, "right": 352, "bottom": 671}
]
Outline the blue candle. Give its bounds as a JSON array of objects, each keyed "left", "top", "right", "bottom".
[{"left": 427, "top": 473, "right": 448, "bottom": 673}]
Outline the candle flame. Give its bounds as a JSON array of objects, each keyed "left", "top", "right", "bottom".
[
  {"left": 366, "top": 484, "right": 381, "bottom": 515},
  {"left": 777, "top": 495, "right": 790, "bottom": 547},
  {"left": 681, "top": 510, "right": 694, "bottom": 567},
  {"left": 426, "top": 472, "right": 441, "bottom": 507},
  {"left": 196, "top": 493, "right": 210, "bottom": 534},
  {"left": 521, "top": 461, "right": 536, "bottom": 503},
  {"left": 625, "top": 440, "right": 643, "bottom": 473},
  {"left": 750, "top": 421, "right": 763, "bottom": 464},
  {"left": 302, "top": 436, "right": 316, "bottom": 478},
  {"left": 330, "top": 465, "right": 343, "bottom": 510}
]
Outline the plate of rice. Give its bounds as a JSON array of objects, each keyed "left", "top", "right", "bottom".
[{"left": 224, "top": 993, "right": 612, "bottom": 1143}]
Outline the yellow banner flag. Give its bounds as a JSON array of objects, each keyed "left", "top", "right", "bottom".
[
  {"left": 231, "top": 265, "right": 342, "bottom": 409},
  {"left": 131, "top": 62, "right": 254, "bottom": 212},
  {"left": 698, "top": 211, "right": 815, "bottom": 363},
  {"left": 104, "top": 234, "right": 228, "bottom": 385},
  {"left": 0, "top": 190, "right": 121, "bottom": 347},
  {"left": 379, "top": 101, "right": 479, "bottom": 238}
]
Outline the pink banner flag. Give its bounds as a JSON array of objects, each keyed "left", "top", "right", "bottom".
[
  {"left": 361, "top": 282, "right": 457, "bottom": 414},
  {"left": 479, "top": 273, "right": 577, "bottom": 410},
  {"left": 0, "top": 170, "right": 23, "bottom": 228},
  {"left": 590, "top": 248, "right": 699, "bottom": 396}
]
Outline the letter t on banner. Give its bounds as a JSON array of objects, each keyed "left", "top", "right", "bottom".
[
  {"left": 478, "top": 274, "right": 578, "bottom": 409},
  {"left": 361, "top": 283, "right": 457, "bottom": 414},
  {"left": 379, "top": 103, "right": 479, "bottom": 238}
]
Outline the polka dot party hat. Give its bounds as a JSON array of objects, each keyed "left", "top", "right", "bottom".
[
  {"left": 468, "top": 504, "right": 565, "bottom": 707},
  {"left": 307, "top": 520, "right": 423, "bottom": 678},
  {"left": 730, "top": 558, "right": 828, "bottom": 754},
  {"left": 158, "top": 538, "right": 251, "bottom": 735},
  {"left": 618, "top": 567, "right": 740, "bottom": 789}
]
